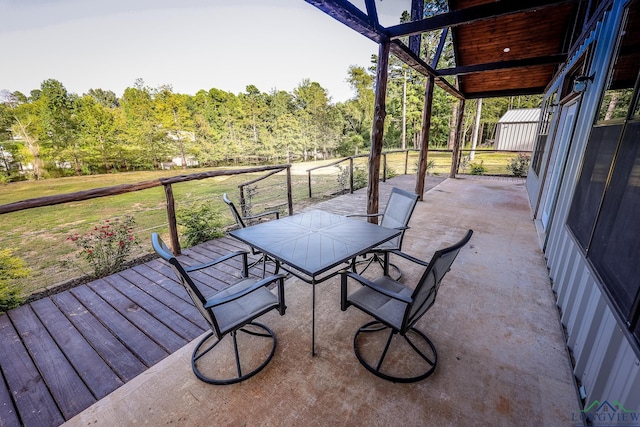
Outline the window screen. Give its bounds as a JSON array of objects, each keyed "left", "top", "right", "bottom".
[
  {"left": 589, "top": 122, "right": 640, "bottom": 319},
  {"left": 567, "top": 124, "right": 621, "bottom": 249}
]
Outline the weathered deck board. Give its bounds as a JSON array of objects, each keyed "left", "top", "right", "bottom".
[
  {"left": 51, "top": 291, "right": 147, "bottom": 382},
  {"left": 0, "top": 175, "right": 446, "bottom": 426},
  {"left": 0, "top": 236, "right": 258, "bottom": 426},
  {"left": 29, "top": 298, "right": 123, "bottom": 399},
  {"left": 8, "top": 305, "right": 96, "bottom": 420},
  {"left": 0, "top": 365, "right": 20, "bottom": 427},
  {"left": 0, "top": 314, "right": 65, "bottom": 427},
  {"left": 69, "top": 284, "right": 170, "bottom": 366}
]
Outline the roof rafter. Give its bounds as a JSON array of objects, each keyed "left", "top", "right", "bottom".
[
  {"left": 305, "top": 0, "right": 464, "bottom": 99},
  {"left": 387, "top": 0, "right": 581, "bottom": 39},
  {"left": 390, "top": 41, "right": 463, "bottom": 99},
  {"left": 304, "top": 0, "right": 387, "bottom": 43}
]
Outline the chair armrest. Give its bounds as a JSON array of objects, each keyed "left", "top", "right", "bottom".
[
  {"left": 243, "top": 210, "right": 280, "bottom": 221},
  {"left": 388, "top": 250, "right": 430, "bottom": 267},
  {"left": 184, "top": 250, "right": 249, "bottom": 272},
  {"left": 204, "top": 273, "right": 287, "bottom": 308},
  {"left": 341, "top": 271, "right": 412, "bottom": 304}
]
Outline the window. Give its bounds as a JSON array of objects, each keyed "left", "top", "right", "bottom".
[
  {"left": 567, "top": 0, "right": 640, "bottom": 341},
  {"left": 531, "top": 92, "right": 557, "bottom": 175}
]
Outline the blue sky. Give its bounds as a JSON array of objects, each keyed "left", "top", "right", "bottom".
[{"left": 0, "top": 0, "right": 407, "bottom": 103}]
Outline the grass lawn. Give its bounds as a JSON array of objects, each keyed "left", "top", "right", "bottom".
[{"left": 0, "top": 152, "right": 523, "bottom": 300}]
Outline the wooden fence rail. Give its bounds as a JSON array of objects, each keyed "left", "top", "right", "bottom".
[
  {"left": 305, "top": 150, "right": 419, "bottom": 198},
  {"left": 0, "top": 164, "right": 293, "bottom": 256}
]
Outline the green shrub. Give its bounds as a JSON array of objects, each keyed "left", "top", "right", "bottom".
[
  {"left": 507, "top": 153, "right": 531, "bottom": 177},
  {"left": 415, "top": 159, "right": 436, "bottom": 175},
  {"left": 67, "top": 216, "right": 139, "bottom": 278},
  {"left": 178, "top": 203, "right": 226, "bottom": 248},
  {"left": 0, "top": 249, "right": 29, "bottom": 312},
  {"left": 470, "top": 160, "right": 487, "bottom": 175},
  {"left": 353, "top": 166, "right": 368, "bottom": 190},
  {"left": 426, "top": 160, "right": 436, "bottom": 175},
  {"left": 336, "top": 165, "right": 368, "bottom": 191},
  {"left": 336, "top": 165, "right": 350, "bottom": 192},
  {"left": 385, "top": 166, "right": 398, "bottom": 179}
]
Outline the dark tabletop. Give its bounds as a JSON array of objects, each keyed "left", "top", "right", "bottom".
[{"left": 229, "top": 210, "right": 400, "bottom": 278}]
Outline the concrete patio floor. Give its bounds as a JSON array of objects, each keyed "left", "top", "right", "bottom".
[{"left": 63, "top": 176, "right": 580, "bottom": 426}]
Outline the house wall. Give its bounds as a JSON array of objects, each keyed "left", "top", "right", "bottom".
[{"left": 535, "top": 0, "right": 640, "bottom": 412}]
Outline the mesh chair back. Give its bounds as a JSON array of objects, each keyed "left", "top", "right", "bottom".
[
  {"left": 223, "top": 193, "right": 246, "bottom": 229},
  {"left": 151, "top": 233, "right": 215, "bottom": 330},
  {"left": 379, "top": 188, "right": 419, "bottom": 250},
  {"left": 406, "top": 230, "right": 473, "bottom": 329}
]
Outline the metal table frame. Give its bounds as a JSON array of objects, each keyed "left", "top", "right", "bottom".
[{"left": 230, "top": 210, "right": 401, "bottom": 356}]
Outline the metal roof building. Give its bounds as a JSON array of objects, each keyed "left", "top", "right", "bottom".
[{"left": 494, "top": 108, "right": 541, "bottom": 151}]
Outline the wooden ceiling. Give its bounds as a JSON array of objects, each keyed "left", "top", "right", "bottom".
[{"left": 305, "top": 0, "right": 591, "bottom": 99}]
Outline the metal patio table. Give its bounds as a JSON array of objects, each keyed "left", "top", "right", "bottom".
[{"left": 230, "top": 210, "right": 401, "bottom": 356}]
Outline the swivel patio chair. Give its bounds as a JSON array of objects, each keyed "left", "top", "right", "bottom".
[
  {"left": 223, "top": 193, "right": 280, "bottom": 277},
  {"left": 152, "top": 233, "right": 286, "bottom": 385},
  {"left": 341, "top": 229, "right": 473, "bottom": 383},
  {"left": 348, "top": 187, "right": 419, "bottom": 280}
]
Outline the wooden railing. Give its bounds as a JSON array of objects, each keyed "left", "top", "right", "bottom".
[
  {"left": 306, "top": 150, "right": 416, "bottom": 198},
  {"left": 0, "top": 164, "right": 293, "bottom": 256}
]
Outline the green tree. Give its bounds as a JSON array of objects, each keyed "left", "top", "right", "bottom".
[
  {"left": 76, "top": 94, "right": 120, "bottom": 173},
  {"left": 293, "top": 79, "right": 336, "bottom": 160},
  {"left": 7, "top": 92, "right": 47, "bottom": 179},
  {"left": 155, "top": 87, "right": 194, "bottom": 169},
  {"left": 120, "top": 80, "right": 165, "bottom": 169},
  {"left": 39, "top": 79, "right": 83, "bottom": 175}
]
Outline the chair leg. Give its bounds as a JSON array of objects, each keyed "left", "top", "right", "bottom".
[
  {"left": 191, "top": 322, "right": 276, "bottom": 385},
  {"left": 353, "top": 321, "right": 437, "bottom": 383},
  {"left": 247, "top": 254, "right": 280, "bottom": 278},
  {"left": 354, "top": 253, "right": 402, "bottom": 281}
]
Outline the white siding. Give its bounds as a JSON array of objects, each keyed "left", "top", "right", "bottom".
[{"left": 536, "top": 0, "right": 640, "bottom": 413}]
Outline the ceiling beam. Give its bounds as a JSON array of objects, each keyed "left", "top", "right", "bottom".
[
  {"left": 437, "top": 54, "right": 567, "bottom": 76},
  {"left": 463, "top": 87, "right": 547, "bottom": 99},
  {"left": 387, "top": 0, "right": 580, "bottom": 39}
]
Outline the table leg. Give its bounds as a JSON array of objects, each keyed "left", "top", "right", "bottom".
[{"left": 312, "top": 279, "right": 316, "bottom": 356}]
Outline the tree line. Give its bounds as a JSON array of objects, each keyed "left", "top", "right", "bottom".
[{"left": 0, "top": 63, "right": 540, "bottom": 181}]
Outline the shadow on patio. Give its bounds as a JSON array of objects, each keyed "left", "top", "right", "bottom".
[{"left": 63, "top": 175, "right": 579, "bottom": 426}]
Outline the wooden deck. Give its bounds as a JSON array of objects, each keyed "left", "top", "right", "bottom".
[{"left": 0, "top": 174, "right": 445, "bottom": 427}]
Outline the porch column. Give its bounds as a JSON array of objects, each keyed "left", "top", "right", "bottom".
[
  {"left": 450, "top": 98, "right": 466, "bottom": 178},
  {"left": 415, "top": 74, "right": 435, "bottom": 200},
  {"left": 367, "top": 39, "right": 390, "bottom": 223}
]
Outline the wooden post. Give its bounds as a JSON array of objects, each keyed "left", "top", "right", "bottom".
[
  {"left": 349, "top": 157, "right": 354, "bottom": 194},
  {"left": 286, "top": 166, "right": 294, "bottom": 215},
  {"left": 239, "top": 186, "right": 247, "bottom": 217},
  {"left": 164, "top": 183, "right": 181, "bottom": 255},
  {"left": 415, "top": 74, "right": 435, "bottom": 201},
  {"left": 382, "top": 153, "right": 387, "bottom": 182},
  {"left": 307, "top": 170, "right": 312, "bottom": 198},
  {"left": 367, "top": 40, "right": 390, "bottom": 224},
  {"left": 450, "top": 98, "right": 466, "bottom": 178},
  {"left": 404, "top": 150, "right": 409, "bottom": 175}
]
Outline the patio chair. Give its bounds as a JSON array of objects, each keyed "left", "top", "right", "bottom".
[
  {"left": 151, "top": 233, "right": 286, "bottom": 385},
  {"left": 223, "top": 193, "right": 280, "bottom": 277},
  {"left": 348, "top": 187, "right": 419, "bottom": 280},
  {"left": 340, "top": 229, "right": 473, "bottom": 383}
]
